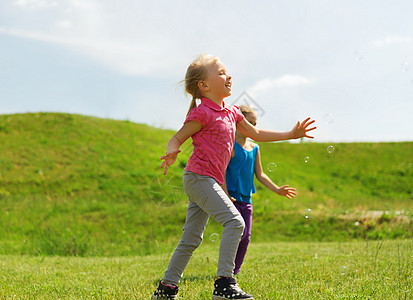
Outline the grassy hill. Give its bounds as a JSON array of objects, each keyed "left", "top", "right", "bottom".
[{"left": 0, "top": 113, "right": 411, "bottom": 256}]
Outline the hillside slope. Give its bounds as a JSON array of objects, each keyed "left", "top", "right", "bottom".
[{"left": 0, "top": 113, "right": 411, "bottom": 256}]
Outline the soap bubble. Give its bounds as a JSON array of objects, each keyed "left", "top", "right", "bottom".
[
  {"left": 146, "top": 174, "right": 184, "bottom": 206},
  {"left": 304, "top": 208, "right": 313, "bottom": 219},
  {"left": 354, "top": 50, "right": 364, "bottom": 61},
  {"left": 327, "top": 145, "right": 335, "bottom": 153},
  {"left": 323, "top": 113, "right": 334, "bottom": 125},
  {"left": 401, "top": 62, "right": 409, "bottom": 72},
  {"left": 304, "top": 157, "right": 310, "bottom": 163},
  {"left": 210, "top": 233, "right": 220, "bottom": 242},
  {"left": 267, "top": 162, "right": 277, "bottom": 172},
  {"left": 340, "top": 266, "right": 348, "bottom": 275}
]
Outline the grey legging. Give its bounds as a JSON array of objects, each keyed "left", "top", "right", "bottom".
[{"left": 162, "top": 171, "right": 245, "bottom": 285}]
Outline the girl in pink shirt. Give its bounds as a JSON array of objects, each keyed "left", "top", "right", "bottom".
[{"left": 152, "top": 54, "right": 316, "bottom": 300}]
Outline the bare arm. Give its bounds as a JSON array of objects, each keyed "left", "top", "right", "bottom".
[
  {"left": 221, "top": 148, "right": 236, "bottom": 201},
  {"left": 222, "top": 166, "right": 237, "bottom": 202},
  {"left": 254, "top": 149, "right": 297, "bottom": 199},
  {"left": 221, "top": 170, "right": 236, "bottom": 202},
  {"left": 237, "top": 117, "right": 316, "bottom": 142},
  {"left": 161, "top": 121, "right": 203, "bottom": 175}
]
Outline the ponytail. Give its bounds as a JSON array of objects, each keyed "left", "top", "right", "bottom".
[
  {"left": 184, "top": 54, "right": 220, "bottom": 116},
  {"left": 186, "top": 96, "right": 197, "bottom": 116}
]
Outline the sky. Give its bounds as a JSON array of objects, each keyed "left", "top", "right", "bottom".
[{"left": 0, "top": 0, "right": 412, "bottom": 143}]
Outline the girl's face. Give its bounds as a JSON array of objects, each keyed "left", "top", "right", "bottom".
[{"left": 203, "top": 61, "right": 232, "bottom": 100}]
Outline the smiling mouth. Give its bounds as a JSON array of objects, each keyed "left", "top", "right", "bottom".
[{"left": 225, "top": 82, "right": 232, "bottom": 89}]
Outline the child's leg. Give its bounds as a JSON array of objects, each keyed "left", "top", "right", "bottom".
[
  {"left": 233, "top": 202, "right": 253, "bottom": 275},
  {"left": 182, "top": 171, "right": 245, "bottom": 278},
  {"left": 162, "top": 200, "right": 209, "bottom": 285}
]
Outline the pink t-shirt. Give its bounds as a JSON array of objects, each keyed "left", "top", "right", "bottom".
[{"left": 184, "top": 97, "right": 244, "bottom": 185}]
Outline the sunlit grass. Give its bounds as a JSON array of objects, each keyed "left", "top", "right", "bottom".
[
  {"left": 0, "top": 113, "right": 412, "bottom": 257},
  {"left": 0, "top": 113, "right": 412, "bottom": 298},
  {"left": 0, "top": 240, "right": 411, "bottom": 299}
]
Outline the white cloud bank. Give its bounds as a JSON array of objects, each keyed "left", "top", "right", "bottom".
[
  {"left": 13, "top": 0, "right": 58, "bottom": 10},
  {"left": 373, "top": 36, "right": 412, "bottom": 47},
  {"left": 0, "top": 25, "right": 182, "bottom": 77},
  {"left": 248, "top": 75, "right": 314, "bottom": 96},
  {"left": 2, "top": 1, "right": 188, "bottom": 77}
]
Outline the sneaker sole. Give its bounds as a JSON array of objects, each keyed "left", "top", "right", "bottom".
[{"left": 212, "top": 296, "right": 253, "bottom": 300}]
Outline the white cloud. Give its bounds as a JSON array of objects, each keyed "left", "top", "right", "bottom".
[
  {"left": 248, "top": 75, "right": 314, "bottom": 96},
  {"left": 0, "top": 1, "right": 319, "bottom": 79},
  {"left": 0, "top": 1, "right": 192, "bottom": 77},
  {"left": 0, "top": 25, "right": 181, "bottom": 76},
  {"left": 373, "top": 36, "right": 412, "bottom": 47},
  {"left": 55, "top": 20, "right": 73, "bottom": 29},
  {"left": 13, "top": 0, "right": 57, "bottom": 9},
  {"left": 0, "top": 26, "right": 80, "bottom": 46}
]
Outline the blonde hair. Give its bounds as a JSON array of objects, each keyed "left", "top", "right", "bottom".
[
  {"left": 185, "top": 54, "right": 220, "bottom": 116},
  {"left": 238, "top": 105, "right": 257, "bottom": 117}
]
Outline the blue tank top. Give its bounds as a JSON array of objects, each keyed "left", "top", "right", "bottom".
[{"left": 226, "top": 141, "right": 259, "bottom": 204}]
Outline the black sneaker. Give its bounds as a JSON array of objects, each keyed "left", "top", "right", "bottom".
[
  {"left": 212, "top": 277, "right": 253, "bottom": 299},
  {"left": 152, "top": 281, "right": 179, "bottom": 299}
]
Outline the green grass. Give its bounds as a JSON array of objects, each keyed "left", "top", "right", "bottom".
[
  {"left": 1, "top": 240, "right": 411, "bottom": 299},
  {"left": 0, "top": 113, "right": 412, "bottom": 298},
  {"left": 0, "top": 113, "right": 412, "bottom": 256}
]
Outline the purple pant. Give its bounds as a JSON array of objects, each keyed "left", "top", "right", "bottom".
[{"left": 233, "top": 201, "right": 253, "bottom": 275}]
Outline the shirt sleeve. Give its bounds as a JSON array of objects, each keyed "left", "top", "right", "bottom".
[
  {"left": 184, "top": 106, "right": 207, "bottom": 126},
  {"left": 233, "top": 105, "right": 244, "bottom": 123}
]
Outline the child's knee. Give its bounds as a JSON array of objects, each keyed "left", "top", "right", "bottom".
[
  {"left": 239, "top": 217, "right": 246, "bottom": 232},
  {"left": 178, "top": 236, "right": 203, "bottom": 253},
  {"left": 231, "top": 215, "right": 245, "bottom": 234}
]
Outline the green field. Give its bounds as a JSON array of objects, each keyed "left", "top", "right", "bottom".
[
  {"left": 0, "top": 113, "right": 412, "bottom": 298},
  {"left": 1, "top": 240, "right": 411, "bottom": 299}
]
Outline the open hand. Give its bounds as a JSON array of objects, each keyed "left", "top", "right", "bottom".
[
  {"left": 276, "top": 185, "right": 297, "bottom": 199},
  {"left": 160, "top": 150, "right": 181, "bottom": 175},
  {"left": 290, "top": 117, "right": 317, "bottom": 139}
]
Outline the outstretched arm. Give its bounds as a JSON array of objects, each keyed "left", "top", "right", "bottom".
[
  {"left": 161, "top": 121, "right": 203, "bottom": 175},
  {"left": 254, "top": 149, "right": 297, "bottom": 199},
  {"left": 237, "top": 117, "right": 316, "bottom": 142}
]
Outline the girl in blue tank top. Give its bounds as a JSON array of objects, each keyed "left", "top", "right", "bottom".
[{"left": 224, "top": 105, "right": 297, "bottom": 276}]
